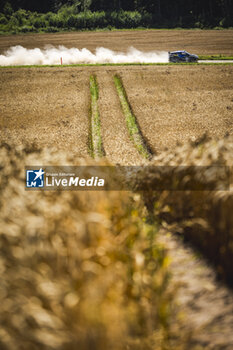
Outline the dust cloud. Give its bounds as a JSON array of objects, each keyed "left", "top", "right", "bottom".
[{"left": 0, "top": 45, "right": 169, "bottom": 65}]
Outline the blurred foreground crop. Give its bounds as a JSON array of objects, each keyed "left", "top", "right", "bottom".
[
  {"left": 0, "top": 143, "right": 173, "bottom": 350},
  {"left": 143, "top": 135, "right": 233, "bottom": 284},
  {"left": 1, "top": 136, "right": 233, "bottom": 350}
]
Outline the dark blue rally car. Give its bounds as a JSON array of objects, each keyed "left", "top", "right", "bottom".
[{"left": 169, "top": 50, "right": 198, "bottom": 63}]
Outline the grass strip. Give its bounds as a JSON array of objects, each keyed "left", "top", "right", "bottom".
[
  {"left": 89, "top": 74, "right": 103, "bottom": 158},
  {"left": 199, "top": 55, "right": 233, "bottom": 60},
  {"left": 1, "top": 62, "right": 233, "bottom": 69},
  {"left": 114, "top": 74, "right": 151, "bottom": 159},
  {"left": 0, "top": 63, "right": 173, "bottom": 68}
]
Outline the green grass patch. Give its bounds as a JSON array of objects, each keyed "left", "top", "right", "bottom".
[
  {"left": 0, "top": 63, "right": 172, "bottom": 69},
  {"left": 1, "top": 61, "right": 233, "bottom": 69},
  {"left": 199, "top": 55, "right": 233, "bottom": 60},
  {"left": 89, "top": 74, "right": 103, "bottom": 158},
  {"left": 114, "top": 74, "right": 151, "bottom": 160}
]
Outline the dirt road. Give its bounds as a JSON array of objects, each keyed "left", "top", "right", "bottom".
[{"left": 0, "top": 29, "right": 233, "bottom": 56}]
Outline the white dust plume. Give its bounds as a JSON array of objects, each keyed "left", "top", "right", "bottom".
[{"left": 0, "top": 45, "right": 168, "bottom": 66}]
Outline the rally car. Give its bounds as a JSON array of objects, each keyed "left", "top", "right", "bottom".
[{"left": 169, "top": 50, "right": 199, "bottom": 63}]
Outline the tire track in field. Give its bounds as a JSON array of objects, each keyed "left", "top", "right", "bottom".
[
  {"left": 97, "top": 71, "right": 143, "bottom": 165},
  {"left": 89, "top": 74, "right": 104, "bottom": 158},
  {"left": 114, "top": 75, "right": 152, "bottom": 160}
]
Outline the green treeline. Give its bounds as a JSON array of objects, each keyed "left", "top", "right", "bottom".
[{"left": 0, "top": 0, "right": 232, "bottom": 34}]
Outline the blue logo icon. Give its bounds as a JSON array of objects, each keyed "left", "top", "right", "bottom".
[{"left": 26, "top": 168, "right": 45, "bottom": 188}]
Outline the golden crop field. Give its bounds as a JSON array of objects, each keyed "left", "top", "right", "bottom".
[
  {"left": 1, "top": 65, "right": 233, "bottom": 162},
  {"left": 1, "top": 30, "right": 233, "bottom": 350}
]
